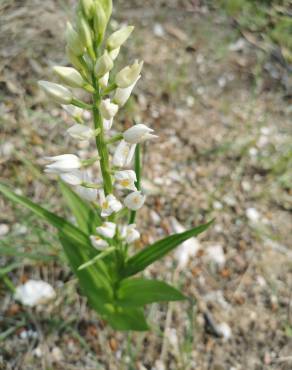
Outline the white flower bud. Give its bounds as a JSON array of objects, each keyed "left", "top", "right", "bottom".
[
  {"left": 123, "top": 124, "right": 158, "bottom": 144},
  {"left": 95, "top": 51, "right": 113, "bottom": 78},
  {"left": 81, "top": 0, "right": 94, "bottom": 19},
  {"left": 100, "top": 99, "right": 119, "bottom": 120},
  {"left": 125, "top": 224, "right": 140, "bottom": 243},
  {"left": 106, "top": 26, "right": 134, "bottom": 50},
  {"left": 66, "top": 124, "right": 94, "bottom": 140},
  {"left": 99, "top": 72, "right": 109, "bottom": 88},
  {"left": 109, "top": 47, "right": 120, "bottom": 61},
  {"left": 44, "top": 154, "right": 81, "bottom": 173},
  {"left": 96, "top": 222, "right": 116, "bottom": 239},
  {"left": 62, "top": 105, "right": 85, "bottom": 122},
  {"left": 115, "top": 60, "right": 143, "bottom": 88},
  {"left": 100, "top": 191, "right": 122, "bottom": 217},
  {"left": 75, "top": 185, "right": 97, "bottom": 202},
  {"left": 93, "top": 1, "right": 107, "bottom": 43},
  {"left": 103, "top": 117, "right": 113, "bottom": 130},
  {"left": 114, "top": 170, "right": 137, "bottom": 191},
  {"left": 124, "top": 191, "right": 145, "bottom": 211},
  {"left": 14, "top": 280, "right": 56, "bottom": 307},
  {"left": 78, "top": 17, "right": 93, "bottom": 49},
  {"left": 90, "top": 235, "right": 108, "bottom": 250},
  {"left": 113, "top": 76, "right": 140, "bottom": 107},
  {"left": 113, "top": 140, "right": 136, "bottom": 167},
  {"left": 60, "top": 170, "right": 83, "bottom": 185},
  {"left": 38, "top": 81, "right": 73, "bottom": 105},
  {"left": 65, "top": 22, "right": 84, "bottom": 56},
  {"left": 53, "top": 66, "right": 85, "bottom": 88}
]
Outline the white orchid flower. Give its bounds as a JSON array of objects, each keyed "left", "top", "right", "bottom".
[
  {"left": 96, "top": 222, "right": 116, "bottom": 239},
  {"left": 113, "top": 76, "right": 140, "bottom": 107},
  {"left": 124, "top": 191, "right": 145, "bottom": 210},
  {"left": 106, "top": 26, "right": 134, "bottom": 50},
  {"left": 62, "top": 104, "right": 85, "bottom": 122},
  {"left": 53, "top": 66, "right": 85, "bottom": 88},
  {"left": 103, "top": 117, "right": 113, "bottom": 130},
  {"left": 44, "top": 154, "right": 81, "bottom": 174},
  {"left": 115, "top": 60, "right": 143, "bottom": 88},
  {"left": 95, "top": 51, "right": 113, "bottom": 78},
  {"left": 123, "top": 124, "right": 157, "bottom": 144},
  {"left": 100, "top": 191, "right": 122, "bottom": 217},
  {"left": 113, "top": 140, "right": 136, "bottom": 167},
  {"left": 75, "top": 185, "right": 97, "bottom": 202},
  {"left": 90, "top": 235, "right": 109, "bottom": 250},
  {"left": 66, "top": 124, "right": 95, "bottom": 140},
  {"left": 99, "top": 72, "right": 109, "bottom": 88},
  {"left": 38, "top": 81, "right": 72, "bottom": 105},
  {"left": 60, "top": 170, "right": 83, "bottom": 185},
  {"left": 100, "top": 99, "right": 119, "bottom": 120},
  {"left": 114, "top": 170, "right": 137, "bottom": 191},
  {"left": 125, "top": 224, "right": 140, "bottom": 243},
  {"left": 109, "top": 47, "right": 120, "bottom": 61}
]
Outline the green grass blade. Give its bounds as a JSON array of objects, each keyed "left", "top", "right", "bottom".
[
  {"left": 0, "top": 183, "right": 89, "bottom": 247},
  {"left": 122, "top": 220, "right": 214, "bottom": 278}
]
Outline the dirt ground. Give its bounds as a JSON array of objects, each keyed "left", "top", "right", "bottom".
[{"left": 0, "top": 1, "right": 291, "bottom": 369}]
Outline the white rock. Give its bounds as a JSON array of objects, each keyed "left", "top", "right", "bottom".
[
  {"left": 153, "top": 23, "right": 165, "bottom": 38},
  {"left": 213, "top": 201, "right": 223, "bottom": 210},
  {"left": 154, "top": 360, "right": 166, "bottom": 370},
  {"left": 170, "top": 217, "right": 201, "bottom": 269},
  {"left": 206, "top": 244, "right": 225, "bottom": 267},
  {"left": 217, "top": 322, "right": 232, "bottom": 341},
  {"left": 14, "top": 280, "right": 56, "bottom": 307},
  {"left": 249, "top": 147, "right": 258, "bottom": 157},
  {"left": 0, "top": 224, "right": 9, "bottom": 236},
  {"left": 246, "top": 207, "right": 261, "bottom": 223},
  {"left": 229, "top": 38, "right": 246, "bottom": 51},
  {"left": 51, "top": 347, "right": 63, "bottom": 362}
]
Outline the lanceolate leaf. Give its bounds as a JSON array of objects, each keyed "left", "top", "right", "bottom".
[
  {"left": 117, "top": 278, "right": 186, "bottom": 307},
  {"left": 59, "top": 181, "right": 102, "bottom": 234},
  {"left": 106, "top": 306, "right": 149, "bottom": 331},
  {"left": 59, "top": 232, "right": 113, "bottom": 313},
  {"left": 0, "top": 183, "right": 89, "bottom": 248},
  {"left": 122, "top": 220, "right": 214, "bottom": 278}
]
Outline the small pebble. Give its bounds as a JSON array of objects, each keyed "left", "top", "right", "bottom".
[{"left": 0, "top": 224, "right": 9, "bottom": 237}]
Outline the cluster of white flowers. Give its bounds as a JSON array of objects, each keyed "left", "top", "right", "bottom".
[{"left": 38, "top": 0, "right": 157, "bottom": 251}]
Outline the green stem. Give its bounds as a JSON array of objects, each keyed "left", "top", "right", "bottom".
[
  {"left": 129, "top": 144, "right": 141, "bottom": 224},
  {"left": 92, "top": 76, "right": 113, "bottom": 196}
]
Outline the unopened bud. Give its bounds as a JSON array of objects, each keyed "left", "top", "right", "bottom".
[
  {"left": 53, "top": 66, "right": 85, "bottom": 88},
  {"left": 65, "top": 22, "right": 84, "bottom": 56},
  {"left": 106, "top": 26, "right": 134, "bottom": 50},
  {"left": 115, "top": 60, "right": 143, "bottom": 88},
  {"left": 80, "top": 0, "right": 94, "bottom": 19},
  {"left": 78, "top": 16, "right": 93, "bottom": 49},
  {"left": 94, "top": 51, "right": 113, "bottom": 78},
  {"left": 38, "top": 81, "right": 72, "bottom": 105},
  {"left": 93, "top": 2, "right": 107, "bottom": 44},
  {"left": 66, "top": 47, "right": 85, "bottom": 72}
]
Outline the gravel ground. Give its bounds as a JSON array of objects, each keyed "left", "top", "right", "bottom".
[{"left": 0, "top": 1, "right": 291, "bottom": 369}]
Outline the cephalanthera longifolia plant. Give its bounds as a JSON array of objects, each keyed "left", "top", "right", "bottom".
[{"left": 0, "top": 0, "right": 212, "bottom": 331}]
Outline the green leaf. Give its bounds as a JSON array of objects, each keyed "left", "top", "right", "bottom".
[
  {"left": 100, "top": 0, "right": 112, "bottom": 20},
  {"left": 106, "top": 306, "right": 149, "bottom": 331},
  {"left": 122, "top": 220, "right": 213, "bottom": 278},
  {"left": 0, "top": 183, "right": 90, "bottom": 248},
  {"left": 117, "top": 278, "right": 186, "bottom": 307},
  {"left": 59, "top": 181, "right": 102, "bottom": 234},
  {"left": 59, "top": 232, "right": 113, "bottom": 313}
]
